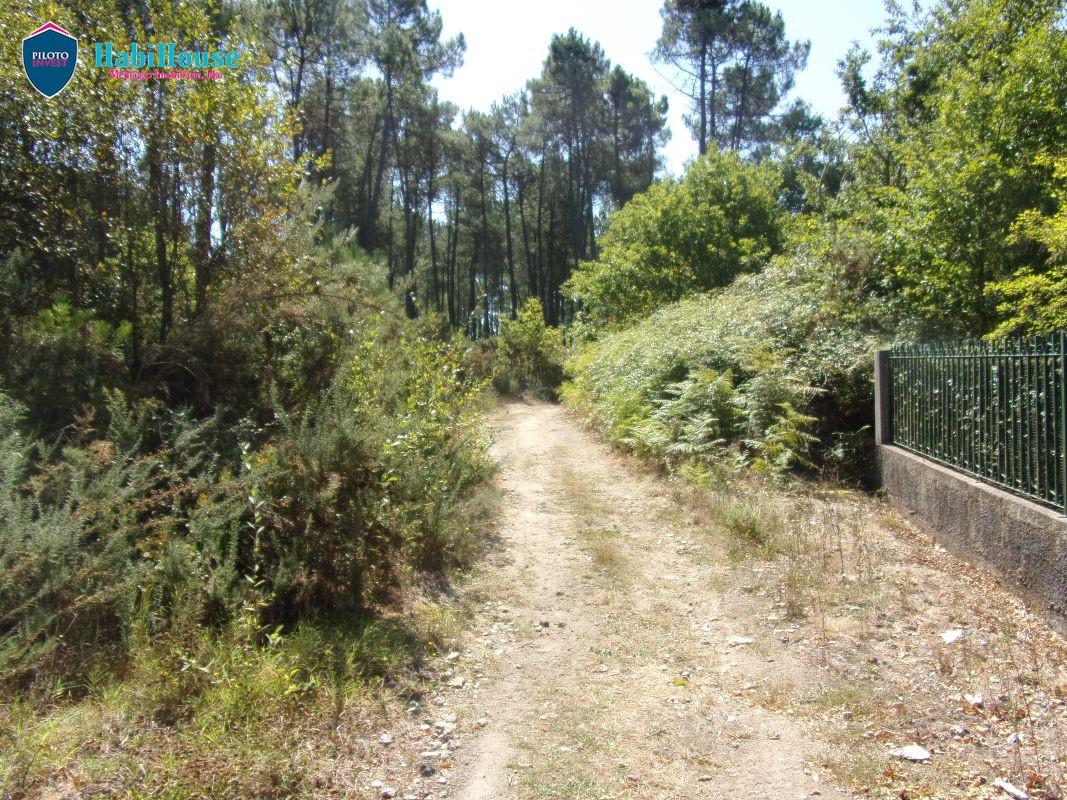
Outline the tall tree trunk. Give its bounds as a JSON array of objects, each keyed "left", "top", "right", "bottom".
[
  {"left": 426, "top": 132, "right": 441, "bottom": 312},
  {"left": 501, "top": 156, "right": 517, "bottom": 318},
  {"left": 565, "top": 137, "right": 577, "bottom": 272},
  {"left": 467, "top": 250, "right": 477, "bottom": 338},
  {"left": 478, "top": 161, "right": 491, "bottom": 335},
  {"left": 147, "top": 90, "right": 171, "bottom": 344},
  {"left": 194, "top": 140, "right": 216, "bottom": 314},
  {"left": 545, "top": 204, "right": 556, "bottom": 325},
  {"left": 365, "top": 76, "right": 395, "bottom": 249},
  {"left": 292, "top": 47, "right": 306, "bottom": 161},
  {"left": 122, "top": 180, "right": 141, "bottom": 376},
  {"left": 612, "top": 106, "right": 622, "bottom": 204},
  {"left": 730, "top": 52, "right": 753, "bottom": 150},
  {"left": 402, "top": 173, "right": 418, "bottom": 319},
  {"left": 709, "top": 46, "right": 719, "bottom": 148},
  {"left": 428, "top": 196, "right": 440, "bottom": 312},
  {"left": 321, "top": 59, "right": 334, "bottom": 164},
  {"left": 582, "top": 149, "right": 596, "bottom": 260},
  {"left": 356, "top": 118, "right": 381, "bottom": 246},
  {"left": 698, "top": 41, "right": 708, "bottom": 155},
  {"left": 447, "top": 186, "right": 460, "bottom": 327},
  {"left": 517, "top": 179, "right": 536, "bottom": 300},
  {"left": 387, "top": 185, "right": 396, "bottom": 288},
  {"left": 535, "top": 143, "right": 546, "bottom": 310}
]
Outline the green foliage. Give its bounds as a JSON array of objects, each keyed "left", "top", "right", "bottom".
[
  {"left": 987, "top": 155, "right": 1067, "bottom": 337},
  {"left": 0, "top": 297, "right": 491, "bottom": 686},
  {"left": 560, "top": 0, "right": 1065, "bottom": 496},
  {"left": 839, "top": 0, "right": 1067, "bottom": 335},
  {"left": 0, "top": 0, "right": 313, "bottom": 430},
  {"left": 987, "top": 265, "right": 1067, "bottom": 338},
  {"left": 0, "top": 594, "right": 467, "bottom": 797},
  {"left": 563, "top": 247, "right": 907, "bottom": 477},
  {"left": 566, "top": 148, "right": 784, "bottom": 331},
  {"left": 15, "top": 302, "right": 131, "bottom": 433},
  {"left": 633, "top": 368, "right": 742, "bottom": 460},
  {"left": 0, "top": 392, "right": 114, "bottom": 678},
  {"left": 0, "top": 389, "right": 249, "bottom": 683},
  {"left": 252, "top": 325, "right": 490, "bottom": 617},
  {"left": 0, "top": 0, "right": 497, "bottom": 707},
  {"left": 494, "top": 299, "right": 564, "bottom": 397},
  {"left": 653, "top": 0, "right": 810, "bottom": 155}
]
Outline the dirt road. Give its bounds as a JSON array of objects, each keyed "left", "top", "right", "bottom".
[
  {"left": 361, "top": 398, "right": 1064, "bottom": 800},
  {"left": 440, "top": 399, "right": 852, "bottom": 799}
]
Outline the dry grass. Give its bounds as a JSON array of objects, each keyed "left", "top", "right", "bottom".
[
  {"left": 559, "top": 467, "right": 633, "bottom": 584},
  {"left": 0, "top": 532, "right": 493, "bottom": 800},
  {"left": 514, "top": 693, "right": 624, "bottom": 800},
  {"left": 0, "top": 592, "right": 474, "bottom": 798},
  {"left": 668, "top": 467, "right": 1067, "bottom": 800},
  {"left": 588, "top": 529, "right": 624, "bottom": 568}
]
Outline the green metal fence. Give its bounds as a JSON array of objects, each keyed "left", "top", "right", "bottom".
[{"left": 888, "top": 333, "right": 1067, "bottom": 514}]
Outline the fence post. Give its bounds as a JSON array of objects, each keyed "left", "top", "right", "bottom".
[
  {"left": 875, "top": 350, "right": 892, "bottom": 446},
  {"left": 1061, "top": 332, "right": 1066, "bottom": 511}
]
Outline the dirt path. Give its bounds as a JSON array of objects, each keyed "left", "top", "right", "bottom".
[
  {"left": 358, "top": 398, "right": 1065, "bottom": 800},
  {"left": 435, "top": 399, "right": 852, "bottom": 800}
]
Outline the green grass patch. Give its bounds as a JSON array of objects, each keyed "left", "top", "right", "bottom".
[{"left": 0, "top": 593, "right": 474, "bottom": 798}]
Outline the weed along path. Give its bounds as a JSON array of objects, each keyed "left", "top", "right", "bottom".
[
  {"left": 444, "top": 399, "right": 855, "bottom": 800},
  {"left": 364, "top": 398, "right": 1065, "bottom": 800}
]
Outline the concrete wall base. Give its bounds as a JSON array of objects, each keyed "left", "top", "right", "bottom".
[{"left": 877, "top": 444, "right": 1067, "bottom": 634}]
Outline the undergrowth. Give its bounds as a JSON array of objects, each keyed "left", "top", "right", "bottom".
[
  {"left": 0, "top": 594, "right": 477, "bottom": 797},
  {"left": 563, "top": 251, "right": 911, "bottom": 482},
  {"left": 0, "top": 259, "right": 496, "bottom": 798}
]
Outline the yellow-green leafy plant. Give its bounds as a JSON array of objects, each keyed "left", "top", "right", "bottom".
[{"left": 495, "top": 298, "right": 565, "bottom": 398}]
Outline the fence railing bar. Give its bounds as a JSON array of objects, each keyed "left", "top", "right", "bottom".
[{"left": 887, "top": 333, "right": 1066, "bottom": 515}]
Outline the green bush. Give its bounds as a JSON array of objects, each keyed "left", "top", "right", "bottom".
[
  {"left": 0, "top": 305, "right": 492, "bottom": 686},
  {"left": 563, "top": 250, "right": 907, "bottom": 477},
  {"left": 0, "top": 389, "right": 250, "bottom": 683},
  {"left": 0, "top": 390, "right": 130, "bottom": 680},
  {"left": 251, "top": 324, "right": 490, "bottom": 618},
  {"left": 566, "top": 148, "right": 784, "bottom": 332},
  {"left": 494, "top": 298, "right": 565, "bottom": 398},
  {"left": 5, "top": 302, "right": 132, "bottom": 434},
  {"left": 986, "top": 156, "right": 1067, "bottom": 337}
]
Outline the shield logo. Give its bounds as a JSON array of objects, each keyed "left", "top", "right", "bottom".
[{"left": 22, "top": 23, "right": 78, "bottom": 98}]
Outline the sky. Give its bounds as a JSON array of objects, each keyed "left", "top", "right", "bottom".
[{"left": 429, "top": 0, "right": 893, "bottom": 176}]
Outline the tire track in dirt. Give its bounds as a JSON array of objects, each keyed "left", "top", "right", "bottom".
[{"left": 443, "top": 399, "right": 854, "bottom": 800}]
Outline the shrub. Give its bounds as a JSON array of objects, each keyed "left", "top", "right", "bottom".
[
  {"left": 0, "top": 389, "right": 250, "bottom": 684},
  {"left": 566, "top": 148, "right": 784, "bottom": 332},
  {"left": 0, "top": 307, "right": 492, "bottom": 685},
  {"left": 562, "top": 250, "right": 907, "bottom": 477},
  {"left": 5, "top": 302, "right": 131, "bottom": 434},
  {"left": 627, "top": 368, "right": 742, "bottom": 460},
  {"left": 986, "top": 156, "right": 1067, "bottom": 337},
  {"left": 0, "top": 391, "right": 127, "bottom": 681},
  {"left": 250, "top": 324, "right": 491, "bottom": 619},
  {"left": 494, "top": 298, "right": 564, "bottom": 397}
]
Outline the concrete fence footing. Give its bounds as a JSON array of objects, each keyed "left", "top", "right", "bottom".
[{"left": 873, "top": 351, "right": 1067, "bottom": 634}]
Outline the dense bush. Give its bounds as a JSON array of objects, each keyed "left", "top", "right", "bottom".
[
  {"left": 0, "top": 302, "right": 491, "bottom": 685},
  {"left": 837, "top": 0, "right": 1066, "bottom": 336},
  {"left": 493, "top": 299, "right": 565, "bottom": 397},
  {"left": 987, "top": 155, "right": 1067, "bottom": 337},
  {"left": 566, "top": 149, "right": 784, "bottom": 332},
  {"left": 0, "top": 389, "right": 239, "bottom": 682},
  {"left": 0, "top": 0, "right": 500, "bottom": 716},
  {"left": 563, "top": 250, "right": 910, "bottom": 477},
  {"left": 1, "top": 299, "right": 131, "bottom": 435},
  {"left": 251, "top": 323, "right": 489, "bottom": 618},
  {"left": 562, "top": 0, "right": 1066, "bottom": 491}
]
